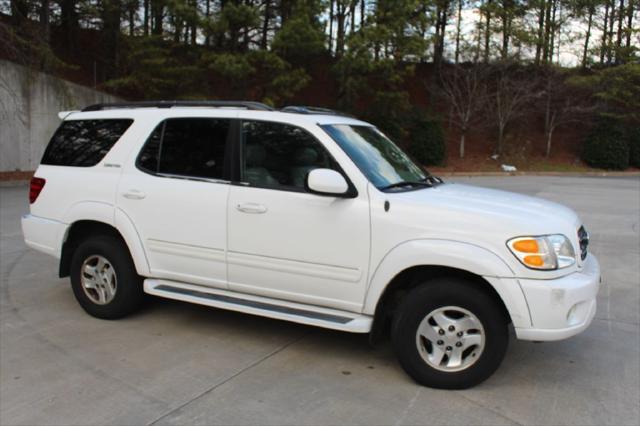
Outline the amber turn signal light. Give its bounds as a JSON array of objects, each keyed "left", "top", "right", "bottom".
[
  {"left": 523, "top": 255, "right": 544, "bottom": 267},
  {"left": 512, "top": 239, "right": 539, "bottom": 253}
]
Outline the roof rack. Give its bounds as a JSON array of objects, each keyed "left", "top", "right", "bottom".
[
  {"left": 81, "top": 100, "right": 274, "bottom": 112},
  {"left": 281, "top": 106, "right": 353, "bottom": 117}
]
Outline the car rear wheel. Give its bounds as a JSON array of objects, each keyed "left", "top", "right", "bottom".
[
  {"left": 70, "top": 235, "right": 144, "bottom": 319},
  {"left": 391, "top": 278, "right": 508, "bottom": 389}
]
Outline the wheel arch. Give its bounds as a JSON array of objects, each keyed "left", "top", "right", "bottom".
[
  {"left": 59, "top": 218, "right": 150, "bottom": 278},
  {"left": 364, "top": 240, "right": 531, "bottom": 343}
]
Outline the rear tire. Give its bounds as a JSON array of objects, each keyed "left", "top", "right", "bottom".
[
  {"left": 391, "top": 278, "right": 508, "bottom": 389},
  {"left": 70, "top": 235, "right": 144, "bottom": 319}
]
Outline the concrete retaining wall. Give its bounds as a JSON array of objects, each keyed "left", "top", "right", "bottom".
[{"left": 0, "top": 60, "right": 123, "bottom": 172}]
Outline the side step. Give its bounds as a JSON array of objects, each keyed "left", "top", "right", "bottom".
[{"left": 144, "top": 279, "right": 373, "bottom": 333}]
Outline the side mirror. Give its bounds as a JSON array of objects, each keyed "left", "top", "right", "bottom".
[{"left": 307, "top": 168, "right": 349, "bottom": 196}]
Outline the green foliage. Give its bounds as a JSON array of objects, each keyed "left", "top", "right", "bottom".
[
  {"left": 363, "top": 91, "right": 413, "bottom": 142},
  {"left": 247, "top": 50, "right": 310, "bottom": 105},
  {"left": 8, "top": 0, "right": 639, "bottom": 171},
  {"left": 201, "top": 50, "right": 310, "bottom": 105},
  {"left": 0, "top": 21, "right": 70, "bottom": 73},
  {"left": 582, "top": 118, "right": 630, "bottom": 170},
  {"left": 103, "top": 37, "right": 205, "bottom": 99},
  {"left": 332, "top": 0, "right": 427, "bottom": 131},
  {"left": 272, "top": 14, "right": 326, "bottom": 62},
  {"left": 570, "top": 64, "right": 640, "bottom": 125},
  {"left": 207, "top": 52, "right": 253, "bottom": 79},
  {"left": 626, "top": 127, "right": 640, "bottom": 168},
  {"left": 406, "top": 112, "right": 446, "bottom": 166}
]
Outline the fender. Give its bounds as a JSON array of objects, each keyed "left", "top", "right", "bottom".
[
  {"left": 363, "top": 239, "right": 532, "bottom": 328},
  {"left": 61, "top": 201, "right": 151, "bottom": 276},
  {"left": 63, "top": 201, "right": 115, "bottom": 227},
  {"left": 59, "top": 201, "right": 116, "bottom": 259}
]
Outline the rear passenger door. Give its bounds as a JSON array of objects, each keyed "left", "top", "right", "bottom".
[{"left": 117, "top": 116, "right": 234, "bottom": 289}]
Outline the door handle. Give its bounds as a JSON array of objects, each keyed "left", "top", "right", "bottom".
[
  {"left": 122, "top": 189, "right": 146, "bottom": 200},
  {"left": 236, "top": 203, "right": 267, "bottom": 214}
]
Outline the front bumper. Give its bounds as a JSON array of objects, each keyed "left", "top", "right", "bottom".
[{"left": 515, "top": 254, "right": 600, "bottom": 341}]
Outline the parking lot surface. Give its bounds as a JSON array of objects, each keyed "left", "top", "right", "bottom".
[{"left": 1, "top": 176, "right": 639, "bottom": 426}]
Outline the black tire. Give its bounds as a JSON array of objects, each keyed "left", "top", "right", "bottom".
[
  {"left": 391, "top": 278, "right": 508, "bottom": 389},
  {"left": 70, "top": 235, "right": 144, "bottom": 319}
]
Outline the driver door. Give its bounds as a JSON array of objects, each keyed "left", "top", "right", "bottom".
[{"left": 226, "top": 119, "right": 370, "bottom": 313}]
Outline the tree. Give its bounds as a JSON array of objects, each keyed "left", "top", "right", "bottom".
[
  {"left": 438, "top": 64, "right": 489, "bottom": 158},
  {"left": 576, "top": 0, "right": 598, "bottom": 67},
  {"left": 333, "top": 0, "right": 350, "bottom": 57},
  {"left": 539, "top": 67, "right": 593, "bottom": 157},
  {"left": 10, "top": 0, "right": 29, "bottom": 28},
  {"left": 151, "top": 0, "right": 165, "bottom": 35},
  {"left": 454, "top": 0, "right": 464, "bottom": 63},
  {"left": 496, "top": 0, "right": 521, "bottom": 60},
  {"left": 271, "top": 2, "right": 326, "bottom": 62},
  {"left": 571, "top": 63, "right": 640, "bottom": 125},
  {"left": 207, "top": 50, "right": 310, "bottom": 105},
  {"left": 534, "top": 0, "right": 545, "bottom": 64},
  {"left": 59, "top": 0, "right": 80, "bottom": 49},
  {"left": 333, "top": 0, "right": 427, "bottom": 137},
  {"left": 625, "top": 0, "right": 634, "bottom": 49},
  {"left": 101, "top": 0, "right": 123, "bottom": 80},
  {"left": 433, "top": 0, "right": 452, "bottom": 66},
  {"left": 481, "top": 0, "right": 494, "bottom": 62},
  {"left": 40, "top": 0, "right": 50, "bottom": 42},
  {"left": 488, "top": 64, "right": 536, "bottom": 155},
  {"left": 103, "top": 36, "right": 205, "bottom": 99}
]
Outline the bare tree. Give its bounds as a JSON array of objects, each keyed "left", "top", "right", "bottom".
[
  {"left": 439, "top": 64, "right": 489, "bottom": 158},
  {"left": 488, "top": 65, "right": 536, "bottom": 155},
  {"left": 539, "top": 67, "right": 594, "bottom": 157}
]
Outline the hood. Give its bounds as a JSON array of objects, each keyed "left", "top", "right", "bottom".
[
  {"left": 383, "top": 182, "right": 583, "bottom": 275},
  {"left": 427, "top": 183, "right": 579, "bottom": 231}
]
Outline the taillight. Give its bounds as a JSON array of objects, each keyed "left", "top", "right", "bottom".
[{"left": 29, "top": 177, "right": 46, "bottom": 204}]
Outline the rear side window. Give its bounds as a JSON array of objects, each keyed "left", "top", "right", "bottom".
[
  {"left": 137, "top": 118, "right": 231, "bottom": 180},
  {"left": 41, "top": 119, "right": 133, "bottom": 167}
]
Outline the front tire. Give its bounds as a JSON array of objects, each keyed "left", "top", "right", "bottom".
[
  {"left": 70, "top": 235, "right": 144, "bottom": 319},
  {"left": 391, "top": 278, "right": 508, "bottom": 389}
]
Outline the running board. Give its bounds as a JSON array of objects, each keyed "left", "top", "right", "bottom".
[{"left": 144, "top": 279, "right": 373, "bottom": 333}]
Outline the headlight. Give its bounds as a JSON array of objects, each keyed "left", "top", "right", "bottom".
[{"left": 507, "top": 235, "right": 576, "bottom": 270}]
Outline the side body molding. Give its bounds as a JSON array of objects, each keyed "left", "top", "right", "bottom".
[{"left": 363, "top": 239, "right": 531, "bottom": 328}]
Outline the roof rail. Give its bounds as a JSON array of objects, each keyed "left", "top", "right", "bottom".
[
  {"left": 81, "top": 100, "right": 274, "bottom": 112},
  {"left": 281, "top": 106, "right": 353, "bottom": 117}
]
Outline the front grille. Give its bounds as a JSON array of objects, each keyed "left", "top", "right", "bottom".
[{"left": 578, "top": 225, "right": 589, "bottom": 261}]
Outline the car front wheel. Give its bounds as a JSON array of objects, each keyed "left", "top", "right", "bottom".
[{"left": 391, "top": 278, "right": 509, "bottom": 389}]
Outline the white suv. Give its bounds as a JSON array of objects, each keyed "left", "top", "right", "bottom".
[{"left": 22, "top": 101, "right": 600, "bottom": 389}]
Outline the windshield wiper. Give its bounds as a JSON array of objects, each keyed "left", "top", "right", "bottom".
[
  {"left": 421, "top": 175, "right": 444, "bottom": 185},
  {"left": 381, "top": 180, "right": 433, "bottom": 191}
]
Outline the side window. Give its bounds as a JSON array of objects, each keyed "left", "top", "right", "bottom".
[
  {"left": 137, "top": 118, "right": 230, "bottom": 180},
  {"left": 242, "top": 121, "right": 335, "bottom": 190},
  {"left": 41, "top": 119, "right": 133, "bottom": 167}
]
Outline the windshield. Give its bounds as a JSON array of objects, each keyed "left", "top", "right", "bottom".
[{"left": 322, "top": 124, "right": 427, "bottom": 189}]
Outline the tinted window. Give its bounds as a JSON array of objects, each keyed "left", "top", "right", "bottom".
[
  {"left": 137, "top": 118, "right": 230, "bottom": 180},
  {"left": 242, "top": 121, "right": 335, "bottom": 190},
  {"left": 41, "top": 119, "right": 133, "bottom": 167}
]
